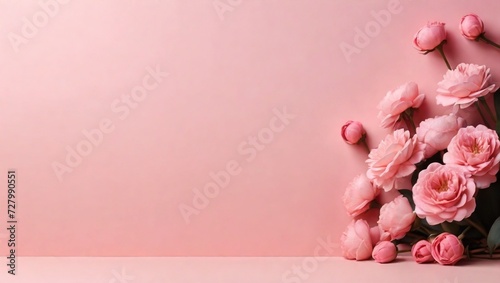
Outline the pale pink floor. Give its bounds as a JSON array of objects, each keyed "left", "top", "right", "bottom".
[{"left": 1, "top": 256, "right": 498, "bottom": 283}]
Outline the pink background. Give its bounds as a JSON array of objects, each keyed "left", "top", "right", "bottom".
[{"left": 2, "top": 0, "right": 500, "bottom": 256}]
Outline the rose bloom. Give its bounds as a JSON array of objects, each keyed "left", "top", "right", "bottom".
[
  {"left": 377, "top": 82, "right": 425, "bottom": 128},
  {"left": 342, "top": 174, "right": 379, "bottom": 217},
  {"left": 413, "top": 163, "right": 476, "bottom": 225},
  {"left": 341, "top": 121, "right": 366, "bottom": 145},
  {"left": 372, "top": 241, "right": 397, "bottom": 263},
  {"left": 367, "top": 129, "right": 425, "bottom": 192},
  {"left": 460, "top": 14, "right": 484, "bottom": 40},
  {"left": 431, "top": 233, "right": 464, "bottom": 265},
  {"left": 416, "top": 114, "right": 465, "bottom": 158},
  {"left": 443, "top": 125, "right": 500, "bottom": 188},
  {"left": 436, "top": 63, "right": 498, "bottom": 109},
  {"left": 378, "top": 195, "right": 416, "bottom": 241},
  {"left": 413, "top": 22, "right": 446, "bottom": 52},
  {"left": 340, "top": 219, "right": 373, "bottom": 260},
  {"left": 411, "top": 240, "right": 434, "bottom": 263}
]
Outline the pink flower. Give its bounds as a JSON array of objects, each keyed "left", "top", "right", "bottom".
[
  {"left": 378, "top": 195, "right": 416, "bottom": 241},
  {"left": 460, "top": 14, "right": 484, "bottom": 40},
  {"left": 372, "top": 241, "right": 397, "bottom": 263},
  {"left": 416, "top": 114, "right": 465, "bottom": 158},
  {"left": 341, "top": 121, "right": 366, "bottom": 145},
  {"left": 369, "top": 226, "right": 381, "bottom": 246},
  {"left": 366, "top": 129, "right": 425, "bottom": 192},
  {"left": 413, "top": 163, "right": 476, "bottom": 225},
  {"left": 340, "top": 219, "right": 373, "bottom": 260},
  {"left": 443, "top": 125, "right": 500, "bottom": 188},
  {"left": 377, "top": 82, "right": 425, "bottom": 128},
  {"left": 431, "top": 233, "right": 464, "bottom": 265},
  {"left": 436, "top": 63, "right": 498, "bottom": 109},
  {"left": 413, "top": 22, "right": 447, "bottom": 52},
  {"left": 342, "top": 174, "right": 379, "bottom": 217},
  {"left": 411, "top": 240, "right": 434, "bottom": 263}
]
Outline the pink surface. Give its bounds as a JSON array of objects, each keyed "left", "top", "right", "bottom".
[
  {"left": 1, "top": 256, "right": 499, "bottom": 282},
  {"left": 2, "top": 0, "right": 500, "bottom": 256}
]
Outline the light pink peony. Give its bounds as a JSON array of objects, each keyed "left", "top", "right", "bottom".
[
  {"left": 413, "top": 22, "right": 447, "bottom": 52},
  {"left": 413, "top": 163, "right": 476, "bottom": 225},
  {"left": 460, "top": 14, "right": 484, "bottom": 40},
  {"left": 342, "top": 174, "right": 379, "bottom": 217},
  {"left": 436, "top": 63, "right": 498, "bottom": 109},
  {"left": 340, "top": 219, "right": 373, "bottom": 260},
  {"left": 431, "top": 233, "right": 464, "bottom": 265},
  {"left": 372, "top": 241, "right": 397, "bottom": 263},
  {"left": 416, "top": 114, "right": 465, "bottom": 158},
  {"left": 443, "top": 125, "right": 500, "bottom": 188},
  {"left": 341, "top": 121, "right": 366, "bottom": 145},
  {"left": 411, "top": 240, "right": 434, "bottom": 263},
  {"left": 378, "top": 195, "right": 416, "bottom": 241},
  {"left": 377, "top": 82, "right": 425, "bottom": 128},
  {"left": 366, "top": 129, "right": 425, "bottom": 192}
]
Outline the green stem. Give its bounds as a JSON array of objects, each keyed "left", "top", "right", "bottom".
[
  {"left": 436, "top": 44, "right": 452, "bottom": 70},
  {"left": 458, "top": 226, "right": 471, "bottom": 240},
  {"left": 418, "top": 226, "right": 435, "bottom": 235},
  {"left": 465, "top": 218, "right": 489, "bottom": 238},
  {"left": 475, "top": 101, "right": 492, "bottom": 128},
  {"left": 479, "top": 34, "right": 500, "bottom": 49},
  {"left": 479, "top": 97, "right": 497, "bottom": 124}
]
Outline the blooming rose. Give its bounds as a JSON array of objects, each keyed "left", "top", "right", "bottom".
[
  {"left": 413, "top": 163, "right": 476, "bottom": 225},
  {"left": 377, "top": 82, "right": 425, "bottom": 128},
  {"left": 341, "top": 121, "right": 366, "bottom": 145},
  {"left": 431, "top": 233, "right": 464, "bottom": 265},
  {"left": 342, "top": 174, "right": 379, "bottom": 217},
  {"left": 413, "top": 22, "right": 447, "bottom": 52},
  {"left": 436, "top": 63, "right": 498, "bottom": 108},
  {"left": 340, "top": 219, "right": 373, "bottom": 260},
  {"left": 372, "top": 241, "right": 397, "bottom": 263},
  {"left": 367, "top": 129, "right": 425, "bottom": 192},
  {"left": 443, "top": 125, "right": 500, "bottom": 188},
  {"left": 378, "top": 195, "right": 416, "bottom": 241},
  {"left": 411, "top": 240, "right": 434, "bottom": 263},
  {"left": 416, "top": 114, "right": 465, "bottom": 158},
  {"left": 460, "top": 14, "right": 484, "bottom": 40}
]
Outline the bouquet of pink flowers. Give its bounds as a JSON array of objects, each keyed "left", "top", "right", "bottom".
[{"left": 340, "top": 14, "right": 500, "bottom": 265}]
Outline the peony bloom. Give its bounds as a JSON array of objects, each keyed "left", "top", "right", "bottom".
[
  {"left": 431, "top": 233, "right": 464, "bottom": 265},
  {"left": 378, "top": 195, "right": 416, "bottom": 241},
  {"left": 377, "top": 82, "right": 425, "bottom": 129},
  {"left": 460, "top": 14, "right": 484, "bottom": 40},
  {"left": 413, "top": 22, "right": 447, "bottom": 52},
  {"left": 340, "top": 219, "right": 373, "bottom": 260},
  {"left": 416, "top": 114, "right": 465, "bottom": 158},
  {"left": 366, "top": 129, "right": 425, "bottom": 192},
  {"left": 342, "top": 174, "right": 379, "bottom": 217},
  {"left": 443, "top": 125, "right": 500, "bottom": 188},
  {"left": 372, "top": 241, "right": 397, "bottom": 263},
  {"left": 341, "top": 121, "right": 366, "bottom": 145},
  {"left": 411, "top": 240, "right": 434, "bottom": 263},
  {"left": 413, "top": 163, "right": 476, "bottom": 225},
  {"left": 436, "top": 63, "right": 498, "bottom": 109}
]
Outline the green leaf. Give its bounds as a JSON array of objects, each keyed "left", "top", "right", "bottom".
[
  {"left": 493, "top": 88, "right": 500, "bottom": 135},
  {"left": 487, "top": 217, "right": 500, "bottom": 255}
]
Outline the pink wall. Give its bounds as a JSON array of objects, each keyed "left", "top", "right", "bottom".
[{"left": 2, "top": 0, "right": 500, "bottom": 256}]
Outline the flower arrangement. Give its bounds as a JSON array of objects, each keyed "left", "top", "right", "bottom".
[{"left": 340, "top": 14, "right": 500, "bottom": 265}]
